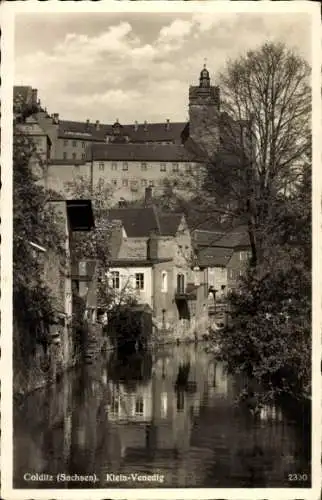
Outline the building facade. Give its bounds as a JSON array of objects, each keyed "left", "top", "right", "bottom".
[
  {"left": 15, "top": 65, "right": 223, "bottom": 202},
  {"left": 105, "top": 202, "right": 208, "bottom": 335}
]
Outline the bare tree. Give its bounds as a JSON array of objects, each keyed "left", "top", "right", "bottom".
[
  {"left": 167, "top": 42, "right": 311, "bottom": 266},
  {"left": 205, "top": 42, "right": 311, "bottom": 265}
]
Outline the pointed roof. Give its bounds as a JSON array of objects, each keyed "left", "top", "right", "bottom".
[{"left": 107, "top": 207, "right": 184, "bottom": 238}]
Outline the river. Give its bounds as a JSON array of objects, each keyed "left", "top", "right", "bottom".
[{"left": 14, "top": 343, "right": 310, "bottom": 488}]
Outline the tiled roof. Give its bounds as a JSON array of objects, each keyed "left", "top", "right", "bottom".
[
  {"left": 108, "top": 207, "right": 160, "bottom": 238},
  {"left": 58, "top": 120, "right": 186, "bottom": 143},
  {"left": 89, "top": 143, "right": 199, "bottom": 163},
  {"left": 108, "top": 207, "right": 184, "bottom": 238},
  {"left": 127, "top": 122, "right": 185, "bottom": 143},
  {"left": 197, "top": 246, "right": 233, "bottom": 268},
  {"left": 193, "top": 229, "right": 225, "bottom": 247},
  {"left": 214, "top": 225, "right": 250, "bottom": 248},
  {"left": 158, "top": 213, "right": 183, "bottom": 236},
  {"left": 58, "top": 120, "right": 111, "bottom": 141}
]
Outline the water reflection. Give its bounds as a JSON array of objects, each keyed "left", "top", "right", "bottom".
[{"left": 14, "top": 344, "right": 310, "bottom": 488}]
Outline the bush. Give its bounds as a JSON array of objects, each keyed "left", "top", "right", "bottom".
[{"left": 216, "top": 264, "right": 311, "bottom": 403}]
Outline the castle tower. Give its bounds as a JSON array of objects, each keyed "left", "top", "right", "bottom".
[{"left": 188, "top": 64, "right": 220, "bottom": 158}]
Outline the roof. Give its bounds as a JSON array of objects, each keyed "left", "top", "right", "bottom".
[
  {"left": 193, "top": 229, "right": 225, "bottom": 247},
  {"left": 108, "top": 207, "right": 160, "bottom": 238},
  {"left": 48, "top": 159, "right": 85, "bottom": 166},
  {"left": 197, "top": 246, "right": 233, "bottom": 268},
  {"left": 108, "top": 207, "right": 184, "bottom": 238},
  {"left": 58, "top": 120, "right": 186, "bottom": 143},
  {"left": 214, "top": 225, "right": 250, "bottom": 248},
  {"left": 89, "top": 143, "right": 200, "bottom": 163},
  {"left": 109, "top": 258, "right": 172, "bottom": 267},
  {"left": 158, "top": 213, "right": 183, "bottom": 236}
]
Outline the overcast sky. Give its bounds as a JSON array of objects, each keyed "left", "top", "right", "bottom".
[{"left": 14, "top": 12, "right": 311, "bottom": 124}]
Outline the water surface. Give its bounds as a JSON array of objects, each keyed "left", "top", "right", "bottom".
[{"left": 14, "top": 343, "right": 310, "bottom": 488}]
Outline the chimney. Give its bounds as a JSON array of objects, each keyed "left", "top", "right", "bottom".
[
  {"left": 52, "top": 113, "right": 59, "bottom": 124},
  {"left": 31, "top": 88, "right": 38, "bottom": 105},
  {"left": 95, "top": 120, "right": 100, "bottom": 131},
  {"left": 86, "top": 119, "right": 90, "bottom": 130},
  {"left": 145, "top": 186, "right": 153, "bottom": 206},
  {"left": 147, "top": 231, "right": 158, "bottom": 260},
  {"left": 144, "top": 120, "right": 148, "bottom": 132},
  {"left": 165, "top": 118, "right": 170, "bottom": 131},
  {"left": 134, "top": 120, "right": 139, "bottom": 132}
]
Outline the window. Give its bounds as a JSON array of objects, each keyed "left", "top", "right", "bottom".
[
  {"left": 72, "top": 140, "right": 77, "bottom": 147},
  {"left": 81, "top": 153, "right": 85, "bottom": 159},
  {"left": 160, "top": 163, "right": 166, "bottom": 172},
  {"left": 111, "top": 271, "right": 120, "bottom": 289},
  {"left": 177, "top": 245, "right": 183, "bottom": 256},
  {"left": 135, "top": 396, "right": 144, "bottom": 415},
  {"left": 177, "top": 390, "right": 185, "bottom": 411},
  {"left": 135, "top": 273, "right": 144, "bottom": 290},
  {"left": 185, "top": 163, "right": 192, "bottom": 173},
  {"left": 64, "top": 140, "right": 68, "bottom": 146},
  {"left": 141, "top": 179, "right": 147, "bottom": 187},
  {"left": 161, "top": 271, "right": 168, "bottom": 293},
  {"left": 111, "top": 162, "right": 117, "bottom": 170},
  {"left": 149, "top": 180, "right": 154, "bottom": 187},
  {"left": 111, "top": 395, "right": 119, "bottom": 414},
  {"left": 63, "top": 152, "right": 67, "bottom": 160},
  {"left": 172, "top": 162, "right": 179, "bottom": 172},
  {"left": 122, "top": 179, "right": 128, "bottom": 187},
  {"left": 141, "top": 162, "right": 147, "bottom": 171},
  {"left": 81, "top": 141, "right": 85, "bottom": 148},
  {"left": 79, "top": 282, "right": 88, "bottom": 298},
  {"left": 72, "top": 153, "right": 76, "bottom": 160},
  {"left": 240, "top": 251, "right": 251, "bottom": 262},
  {"left": 99, "top": 162, "right": 105, "bottom": 171},
  {"left": 78, "top": 261, "right": 87, "bottom": 276},
  {"left": 112, "top": 179, "right": 117, "bottom": 187},
  {"left": 177, "top": 273, "right": 185, "bottom": 294},
  {"left": 122, "top": 162, "right": 128, "bottom": 171}
]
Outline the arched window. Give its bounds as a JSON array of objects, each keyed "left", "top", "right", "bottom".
[{"left": 161, "top": 271, "right": 168, "bottom": 293}]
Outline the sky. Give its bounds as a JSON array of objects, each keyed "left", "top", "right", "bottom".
[{"left": 14, "top": 11, "right": 311, "bottom": 124}]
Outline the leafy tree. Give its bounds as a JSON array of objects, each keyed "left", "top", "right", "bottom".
[
  {"left": 13, "top": 125, "right": 65, "bottom": 364},
  {"left": 214, "top": 160, "right": 311, "bottom": 403},
  {"left": 64, "top": 176, "right": 113, "bottom": 269}
]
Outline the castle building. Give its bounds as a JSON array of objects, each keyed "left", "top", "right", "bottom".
[{"left": 15, "top": 65, "right": 225, "bottom": 202}]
